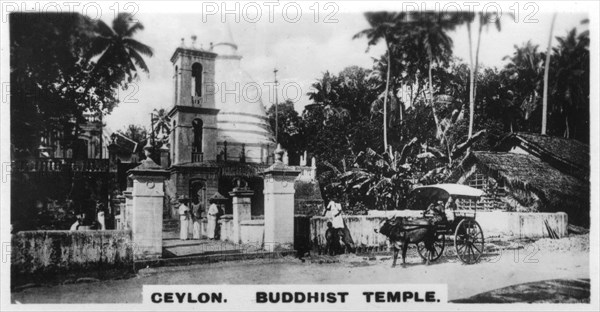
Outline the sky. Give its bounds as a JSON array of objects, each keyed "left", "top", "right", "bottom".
[{"left": 102, "top": 2, "right": 589, "bottom": 132}]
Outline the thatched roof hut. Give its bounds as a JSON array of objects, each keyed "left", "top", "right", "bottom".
[
  {"left": 495, "top": 132, "right": 589, "bottom": 178},
  {"left": 454, "top": 151, "right": 589, "bottom": 226}
]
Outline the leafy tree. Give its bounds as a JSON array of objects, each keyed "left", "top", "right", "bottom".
[
  {"left": 548, "top": 25, "right": 589, "bottom": 142},
  {"left": 472, "top": 67, "right": 519, "bottom": 145},
  {"left": 502, "top": 41, "right": 545, "bottom": 132},
  {"left": 303, "top": 67, "right": 381, "bottom": 170},
  {"left": 10, "top": 13, "right": 152, "bottom": 158},
  {"left": 500, "top": 24, "right": 589, "bottom": 143},
  {"left": 267, "top": 99, "right": 305, "bottom": 162},
  {"left": 306, "top": 71, "right": 348, "bottom": 123},
  {"left": 408, "top": 11, "right": 463, "bottom": 138},
  {"left": 11, "top": 13, "right": 100, "bottom": 156},
  {"left": 118, "top": 124, "right": 148, "bottom": 144}
]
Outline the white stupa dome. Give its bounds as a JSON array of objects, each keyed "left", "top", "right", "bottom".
[{"left": 211, "top": 30, "right": 275, "bottom": 163}]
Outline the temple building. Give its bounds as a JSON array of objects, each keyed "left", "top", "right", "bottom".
[{"left": 164, "top": 33, "right": 321, "bottom": 218}]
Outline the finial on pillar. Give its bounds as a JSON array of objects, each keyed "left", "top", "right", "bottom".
[
  {"left": 143, "top": 139, "right": 152, "bottom": 159},
  {"left": 274, "top": 143, "right": 285, "bottom": 163},
  {"left": 283, "top": 151, "right": 289, "bottom": 165},
  {"left": 300, "top": 151, "right": 307, "bottom": 166},
  {"left": 191, "top": 35, "right": 197, "bottom": 48},
  {"left": 311, "top": 156, "right": 317, "bottom": 180},
  {"left": 180, "top": 38, "right": 185, "bottom": 47}
]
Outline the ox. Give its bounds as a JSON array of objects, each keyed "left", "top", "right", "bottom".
[{"left": 376, "top": 217, "right": 437, "bottom": 268}]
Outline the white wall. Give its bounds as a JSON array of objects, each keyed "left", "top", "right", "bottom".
[{"left": 311, "top": 211, "right": 568, "bottom": 249}]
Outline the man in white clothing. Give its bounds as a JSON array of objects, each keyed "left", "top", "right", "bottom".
[
  {"left": 207, "top": 200, "right": 220, "bottom": 239},
  {"left": 178, "top": 196, "right": 190, "bottom": 240},
  {"left": 323, "top": 198, "right": 355, "bottom": 253}
]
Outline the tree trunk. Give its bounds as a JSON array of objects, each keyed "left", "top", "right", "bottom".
[
  {"left": 428, "top": 56, "right": 440, "bottom": 137},
  {"left": 383, "top": 40, "right": 391, "bottom": 151},
  {"left": 542, "top": 13, "right": 557, "bottom": 135},
  {"left": 467, "top": 21, "right": 475, "bottom": 139},
  {"left": 473, "top": 18, "right": 484, "bottom": 108}
]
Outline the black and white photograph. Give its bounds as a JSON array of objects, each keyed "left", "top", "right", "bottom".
[{"left": 1, "top": 0, "right": 598, "bottom": 309}]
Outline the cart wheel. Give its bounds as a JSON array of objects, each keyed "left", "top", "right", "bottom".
[
  {"left": 454, "top": 219, "right": 484, "bottom": 264},
  {"left": 418, "top": 233, "right": 445, "bottom": 262}
]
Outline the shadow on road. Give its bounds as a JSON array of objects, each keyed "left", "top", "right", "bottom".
[{"left": 451, "top": 278, "right": 590, "bottom": 303}]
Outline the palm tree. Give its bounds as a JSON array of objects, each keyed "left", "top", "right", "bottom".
[
  {"left": 541, "top": 13, "right": 557, "bottom": 135},
  {"left": 151, "top": 108, "right": 171, "bottom": 142},
  {"left": 462, "top": 12, "right": 507, "bottom": 140},
  {"left": 87, "top": 13, "right": 153, "bottom": 87},
  {"left": 354, "top": 12, "right": 405, "bottom": 151},
  {"left": 550, "top": 24, "right": 589, "bottom": 139},
  {"left": 410, "top": 12, "right": 462, "bottom": 139},
  {"left": 503, "top": 41, "right": 545, "bottom": 122},
  {"left": 462, "top": 12, "right": 476, "bottom": 140},
  {"left": 369, "top": 53, "right": 403, "bottom": 128}
]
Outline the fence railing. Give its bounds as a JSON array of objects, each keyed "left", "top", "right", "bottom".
[{"left": 12, "top": 158, "right": 110, "bottom": 173}]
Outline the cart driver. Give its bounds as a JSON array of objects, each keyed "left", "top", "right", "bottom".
[
  {"left": 423, "top": 200, "right": 446, "bottom": 223},
  {"left": 424, "top": 200, "right": 447, "bottom": 224}
]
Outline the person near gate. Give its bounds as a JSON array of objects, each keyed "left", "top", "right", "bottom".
[
  {"left": 178, "top": 195, "right": 190, "bottom": 241},
  {"left": 323, "top": 197, "right": 355, "bottom": 253},
  {"left": 207, "top": 198, "right": 220, "bottom": 240},
  {"left": 191, "top": 196, "right": 203, "bottom": 240}
]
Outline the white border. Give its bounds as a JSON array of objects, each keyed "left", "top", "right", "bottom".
[{"left": 1, "top": 1, "right": 598, "bottom": 311}]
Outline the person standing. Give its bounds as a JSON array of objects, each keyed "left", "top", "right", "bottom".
[
  {"left": 323, "top": 197, "right": 355, "bottom": 253},
  {"left": 191, "top": 198, "right": 202, "bottom": 240},
  {"left": 178, "top": 196, "right": 190, "bottom": 241},
  {"left": 96, "top": 201, "right": 106, "bottom": 230},
  {"left": 207, "top": 200, "right": 219, "bottom": 240},
  {"left": 324, "top": 198, "right": 344, "bottom": 229}
]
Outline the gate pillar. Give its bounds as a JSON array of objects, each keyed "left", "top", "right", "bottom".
[
  {"left": 263, "top": 145, "right": 301, "bottom": 251},
  {"left": 230, "top": 185, "right": 254, "bottom": 244},
  {"left": 128, "top": 149, "right": 169, "bottom": 260}
]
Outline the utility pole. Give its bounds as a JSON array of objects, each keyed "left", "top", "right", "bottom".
[{"left": 273, "top": 68, "right": 279, "bottom": 145}]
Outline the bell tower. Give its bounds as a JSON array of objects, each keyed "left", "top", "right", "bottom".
[{"left": 168, "top": 36, "right": 219, "bottom": 165}]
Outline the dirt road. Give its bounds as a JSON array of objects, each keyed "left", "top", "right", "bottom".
[{"left": 12, "top": 240, "right": 589, "bottom": 304}]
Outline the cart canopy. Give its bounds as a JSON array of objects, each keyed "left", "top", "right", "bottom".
[{"left": 410, "top": 184, "right": 484, "bottom": 201}]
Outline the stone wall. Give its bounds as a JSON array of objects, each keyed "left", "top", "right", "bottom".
[
  {"left": 311, "top": 211, "right": 569, "bottom": 250},
  {"left": 214, "top": 217, "right": 264, "bottom": 246},
  {"left": 11, "top": 230, "right": 133, "bottom": 280},
  {"left": 217, "top": 216, "right": 234, "bottom": 241},
  {"left": 240, "top": 220, "right": 264, "bottom": 245},
  {"left": 311, "top": 216, "right": 389, "bottom": 249}
]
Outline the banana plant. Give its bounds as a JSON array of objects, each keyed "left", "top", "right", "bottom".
[{"left": 327, "top": 138, "right": 418, "bottom": 210}]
